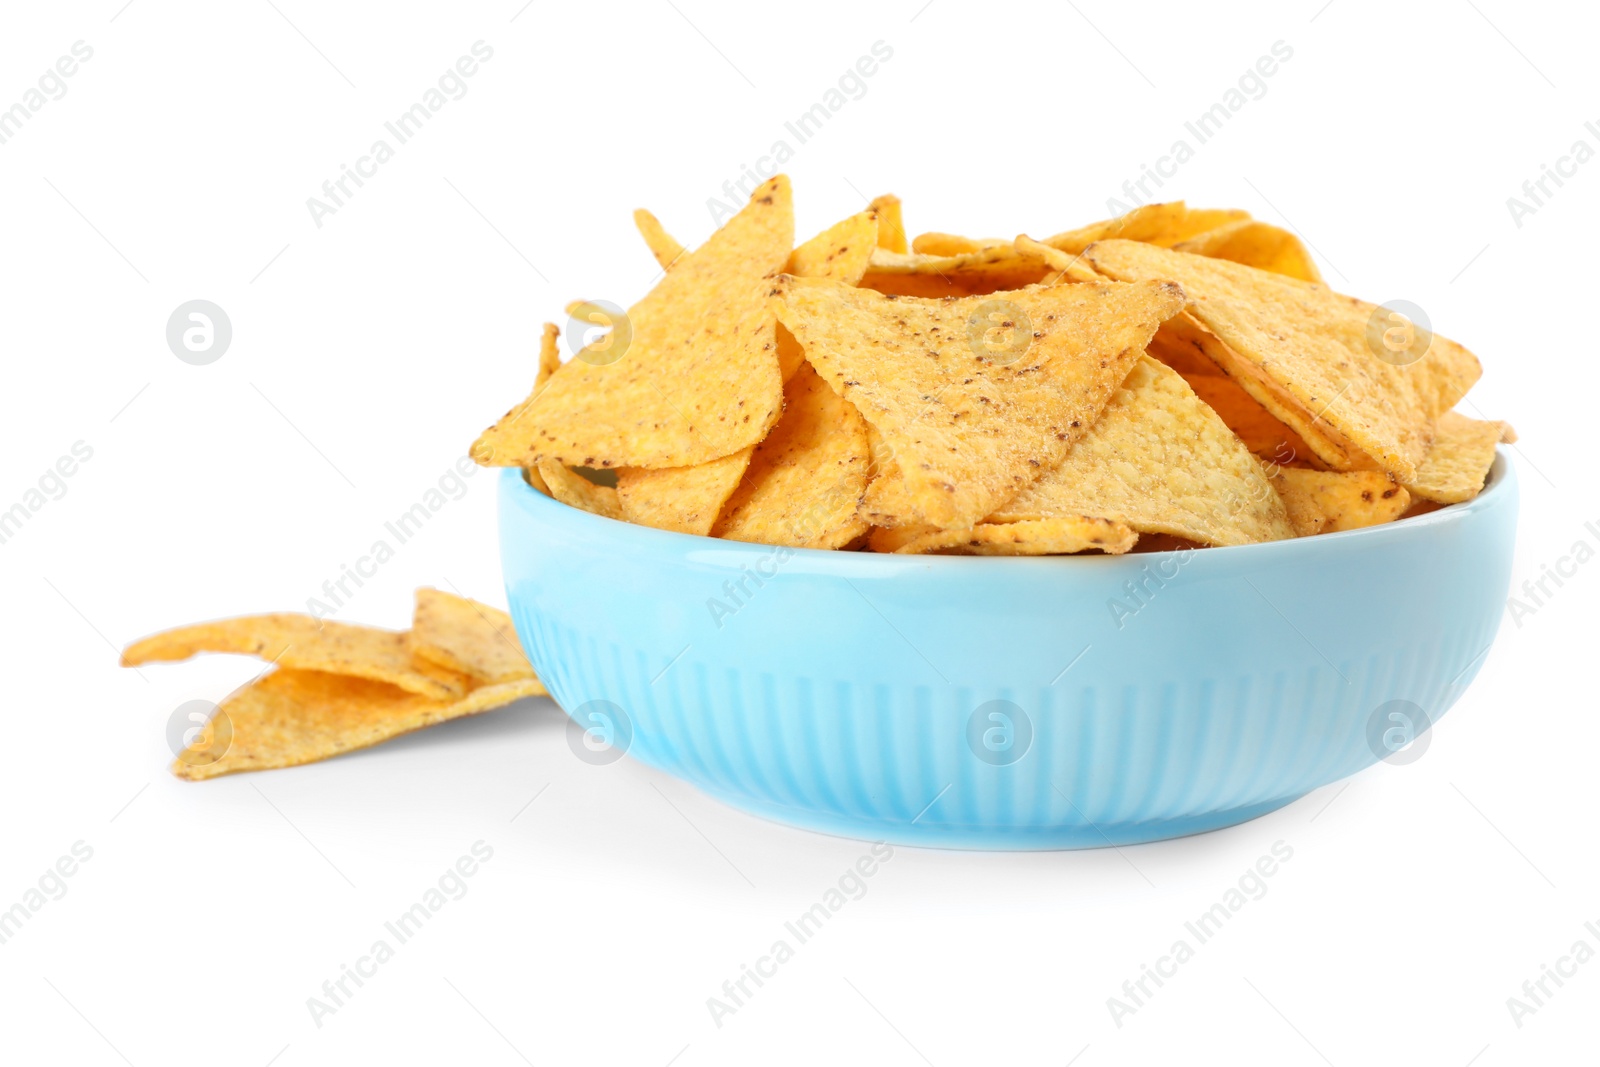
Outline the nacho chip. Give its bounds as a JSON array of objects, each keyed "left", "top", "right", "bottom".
[
  {"left": 472, "top": 176, "right": 792, "bottom": 470},
  {"left": 989, "top": 358, "right": 1296, "bottom": 545},
  {"left": 538, "top": 461, "right": 625, "bottom": 520},
  {"left": 1404, "top": 410, "right": 1505, "bottom": 503},
  {"left": 870, "top": 516, "right": 1138, "bottom": 555},
  {"left": 1269, "top": 467, "right": 1410, "bottom": 536},
  {"left": 411, "top": 588, "right": 542, "bottom": 689},
  {"left": 859, "top": 246, "right": 1053, "bottom": 298},
  {"left": 633, "top": 208, "right": 686, "bottom": 271},
  {"left": 869, "top": 194, "right": 907, "bottom": 253},
  {"left": 788, "top": 209, "right": 880, "bottom": 282},
  {"left": 171, "top": 668, "right": 544, "bottom": 781},
  {"left": 1045, "top": 203, "right": 1254, "bottom": 255},
  {"left": 1182, "top": 371, "right": 1314, "bottom": 462},
  {"left": 522, "top": 324, "right": 565, "bottom": 496},
  {"left": 1085, "top": 240, "right": 1482, "bottom": 481},
  {"left": 123, "top": 616, "right": 466, "bottom": 699},
  {"left": 1014, "top": 234, "right": 1102, "bottom": 283},
  {"left": 615, "top": 447, "right": 753, "bottom": 535},
  {"left": 912, "top": 232, "right": 1009, "bottom": 256},
  {"left": 1174, "top": 218, "right": 1323, "bottom": 283},
  {"left": 712, "top": 362, "right": 871, "bottom": 549},
  {"left": 772, "top": 278, "right": 1185, "bottom": 529}
]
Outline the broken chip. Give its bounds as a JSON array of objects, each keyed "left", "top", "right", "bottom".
[{"left": 411, "top": 588, "right": 542, "bottom": 689}]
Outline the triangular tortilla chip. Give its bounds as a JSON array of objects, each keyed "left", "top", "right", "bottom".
[
  {"left": 633, "top": 208, "right": 686, "bottom": 271},
  {"left": 1173, "top": 218, "right": 1322, "bottom": 283},
  {"left": 472, "top": 176, "right": 793, "bottom": 470},
  {"left": 712, "top": 362, "right": 871, "bottom": 548},
  {"left": 772, "top": 277, "right": 1185, "bottom": 529},
  {"left": 172, "top": 668, "right": 544, "bottom": 781},
  {"left": 411, "top": 588, "right": 542, "bottom": 690},
  {"left": 912, "top": 232, "right": 1010, "bottom": 256},
  {"left": 1268, "top": 467, "right": 1410, "bottom": 536},
  {"left": 869, "top": 516, "right": 1138, "bottom": 555},
  {"left": 122, "top": 616, "right": 467, "bottom": 699},
  {"left": 989, "top": 357, "right": 1295, "bottom": 545},
  {"left": 1404, "top": 410, "right": 1506, "bottom": 503},
  {"left": 1085, "top": 240, "right": 1482, "bottom": 481},
  {"left": 616, "top": 447, "right": 752, "bottom": 535},
  {"left": 538, "top": 461, "right": 623, "bottom": 519},
  {"left": 521, "top": 324, "right": 565, "bottom": 496},
  {"left": 869, "top": 194, "right": 907, "bottom": 253},
  {"left": 859, "top": 245, "right": 1054, "bottom": 298},
  {"left": 618, "top": 209, "right": 881, "bottom": 534},
  {"left": 1043, "top": 202, "right": 1247, "bottom": 254},
  {"left": 1145, "top": 320, "right": 1312, "bottom": 461}
]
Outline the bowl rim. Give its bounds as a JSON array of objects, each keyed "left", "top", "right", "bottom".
[{"left": 499, "top": 451, "right": 1514, "bottom": 568}]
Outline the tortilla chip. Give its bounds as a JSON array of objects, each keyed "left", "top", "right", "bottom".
[
  {"left": 1085, "top": 240, "right": 1482, "bottom": 482},
  {"left": 788, "top": 209, "right": 879, "bottom": 282},
  {"left": 123, "top": 616, "right": 467, "bottom": 699},
  {"left": 772, "top": 278, "right": 1185, "bottom": 529},
  {"left": 615, "top": 447, "right": 753, "bottom": 535},
  {"left": 870, "top": 516, "right": 1138, "bottom": 555},
  {"left": 471, "top": 176, "right": 792, "bottom": 470},
  {"left": 411, "top": 588, "right": 542, "bottom": 689},
  {"left": 713, "top": 362, "right": 871, "bottom": 548},
  {"left": 172, "top": 668, "right": 544, "bottom": 781},
  {"left": 1045, "top": 203, "right": 1256, "bottom": 256},
  {"left": 538, "top": 461, "right": 624, "bottom": 520},
  {"left": 859, "top": 246, "right": 1053, "bottom": 298},
  {"left": 633, "top": 208, "right": 686, "bottom": 271},
  {"left": 1146, "top": 322, "right": 1312, "bottom": 460},
  {"left": 1269, "top": 467, "right": 1410, "bottom": 536},
  {"left": 521, "top": 324, "right": 565, "bottom": 495},
  {"left": 869, "top": 194, "right": 907, "bottom": 253},
  {"left": 912, "top": 232, "right": 1009, "bottom": 256},
  {"left": 989, "top": 357, "right": 1296, "bottom": 545},
  {"left": 1174, "top": 218, "right": 1323, "bottom": 283},
  {"left": 1014, "top": 234, "right": 1102, "bottom": 283},
  {"left": 1404, "top": 410, "right": 1505, "bottom": 503}
]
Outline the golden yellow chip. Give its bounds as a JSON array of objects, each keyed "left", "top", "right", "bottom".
[
  {"left": 858, "top": 246, "right": 1054, "bottom": 298},
  {"left": 171, "top": 668, "right": 544, "bottom": 781},
  {"left": 773, "top": 278, "right": 1185, "bottom": 529},
  {"left": 471, "top": 176, "right": 792, "bottom": 470},
  {"left": 1146, "top": 321, "right": 1312, "bottom": 460},
  {"left": 869, "top": 194, "right": 907, "bottom": 253},
  {"left": 615, "top": 447, "right": 753, "bottom": 535},
  {"left": 788, "top": 209, "right": 880, "bottom": 282},
  {"left": 1404, "top": 410, "right": 1506, "bottom": 503},
  {"left": 1086, "top": 240, "right": 1481, "bottom": 482},
  {"left": 989, "top": 358, "right": 1295, "bottom": 545},
  {"left": 633, "top": 208, "right": 686, "bottom": 271},
  {"left": 411, "top": 588, "right": 542, "bottom": 689},
  {"left": 520, "top": 324, "right": 565, "bottom": 496},
  {"left": 1013, "top": 235, "right": 1102, "bottom": 283},
  {"left": 713, "top": 362, "right": 871, "bottom": 548},
  {"left": 123, "top": 616, "right": 467, "bottom": 699},
  {"left": 1174, "top": 218, "right": 1323, "bottom": 283},
  {"left": 870, "top": 516, "right": 1138, "bottom": 555},
  {"left": 1269, "top": 467, "right": 1410, "bottom": 536},
  {"left": 538, "top": 461, "right": 624, "bottom": 520},
  {"left": 912, "top": 232, "right": 1009, "bottom": 256}
]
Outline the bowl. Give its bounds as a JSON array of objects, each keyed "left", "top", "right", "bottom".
[{"left": 498, "top": 455, "right": 1518, "bottom": 850}]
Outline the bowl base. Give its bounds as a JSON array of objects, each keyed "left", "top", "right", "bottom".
[{"left": 691, "top": 782, "right": 1304, "bottom": 852}]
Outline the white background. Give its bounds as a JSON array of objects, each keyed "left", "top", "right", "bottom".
[{"left": 2, "top": 1, "right": 1596, "bottom": 1063}]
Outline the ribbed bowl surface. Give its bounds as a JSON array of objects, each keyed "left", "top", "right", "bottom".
[{"left": 499, "top": 457, "right": 1517, "bottom": 849}]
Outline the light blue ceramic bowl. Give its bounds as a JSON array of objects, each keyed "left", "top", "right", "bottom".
[{"left": 499, "top": 456, "right": 1517, "bottom": 849}]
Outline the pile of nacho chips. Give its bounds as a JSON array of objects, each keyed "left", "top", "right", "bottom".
[
  {"left": 472, "top": 178, "right": 1512, "bottom": 554},
  {"left": 123, "top": 589, "right": 544, "bottom": 780}
]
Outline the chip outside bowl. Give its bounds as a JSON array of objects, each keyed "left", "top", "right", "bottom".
[{"left": 498, "top": 456, "right": 1518, "bottom": 850}]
